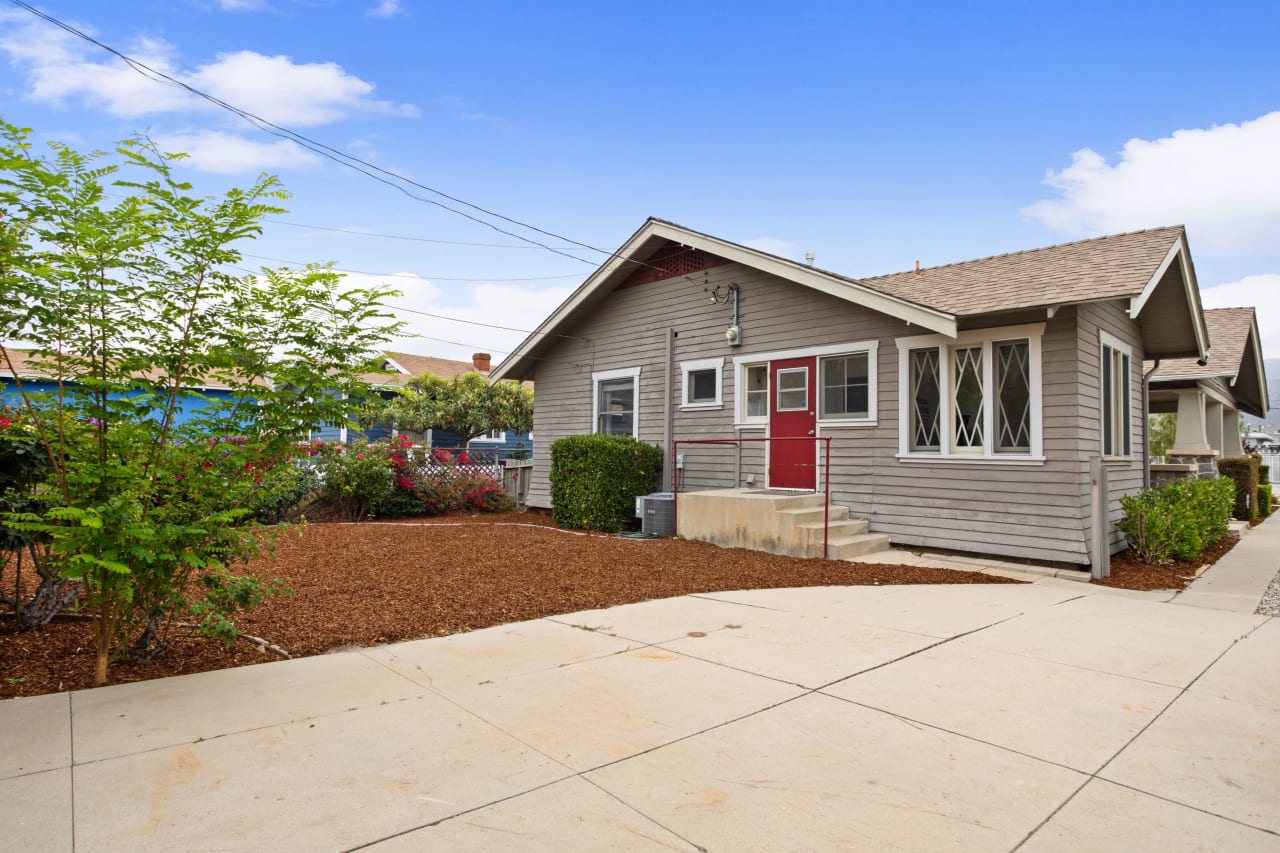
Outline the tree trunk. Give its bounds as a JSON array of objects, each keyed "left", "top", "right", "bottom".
[
  {"left": 14, "top": 545, "right": 81, "bottom": 631},
  {"left": 94, "top": 605, "right": 112, "bottom": 686},
  {"left": 127, "top": 609, "right": 167, "bottom": 662}
]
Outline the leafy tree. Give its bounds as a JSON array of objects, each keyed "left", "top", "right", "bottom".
[
  {"left": 1148, "top": 412, "right": 1177, "bottom": 458},
  {"left": 0, "top": 120, "right": 401, "bottom": 685},
  {"left": 374, "top": 371, "right": 533, "bottom": 448}
]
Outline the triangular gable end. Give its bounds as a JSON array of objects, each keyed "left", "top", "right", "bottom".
[{"left": 491, "top": 218, "right": 957, "bottom": 381}]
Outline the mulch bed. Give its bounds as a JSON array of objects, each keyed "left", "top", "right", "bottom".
[
  {"left": 1, "top": 513, "right": 1020, "bottom": 699},
  {"left": 1093, "top": 536, "right": 1239, "bottom": 591}
]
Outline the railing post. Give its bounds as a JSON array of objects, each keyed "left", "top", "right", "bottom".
[{"left": 823, "top": 436, "right": 831, "bottom": 560}]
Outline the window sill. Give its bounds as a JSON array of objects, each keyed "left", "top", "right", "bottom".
[
  {"left": 680, "top": 402, "right": 723, "bottom": 411},
  {"left": 818, "top": 418, "right": 877, "bottom": 428},
  {"left": 895, "top": 454, "right": 1046, "bottom": 466},
  {"left": 733, "top": 422, "right": 767, "bottom": 429},
  {"left": 1102, "top": 456, "right": 1136, "bottom": 464}
]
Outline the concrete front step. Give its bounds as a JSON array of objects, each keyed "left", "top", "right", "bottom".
[
  {"left": 824, "top": 533, "right": 893, "bottom": 560},
  {"left": 778, "top": 505, "right": 851, "bottom": 526},
  {"left": 795, "top": 519, "right": 869, "bottom": 545}
]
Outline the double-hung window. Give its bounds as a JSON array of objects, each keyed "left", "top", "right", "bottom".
[
  {"left": 592, "top": 367, "right": 640, "bottom": 437},
  {"left": 897, "top": 324, "right": 1043, "bottom": 461},
  {"left": 1100, "top": 332, "right": 1132, "bottom": 458}
]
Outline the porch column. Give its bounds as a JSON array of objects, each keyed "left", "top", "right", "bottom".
[
  {"left": 1205, "top": 400, "right": 1224, "bottom": 455},
  {"left": 1167, "top": 388, "right": 1219, "bottom": 480},
  {"left": 1223, "top": 408, "right": 1245, "bottom": 456},
  {"left": 1170, "top": 389, "right": 1211, "bottom": 453}
]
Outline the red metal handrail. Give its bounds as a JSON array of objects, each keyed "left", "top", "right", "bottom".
[{"left": 671, "top": 436, "right": 834, "bottom": 559}]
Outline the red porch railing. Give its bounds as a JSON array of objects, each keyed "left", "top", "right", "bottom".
[{"left": 671, "top": 436, "right": 834, "bottom": 559}]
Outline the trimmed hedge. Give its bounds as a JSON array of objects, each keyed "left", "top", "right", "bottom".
[
  {"left": 1259, "top": 484, "right": 1274, "bottom": 519},
  {"left": 1218, "top": 456, "right": 1261, "bottom": 521},
  {"left": 1260, "top": 464, "right": 1270, "bottom": 485},
  {"left": 1117, "top": 477, "right": 1234, "bottom": 564},
  {"left": 550, "top": 434, "right": 663, "bottom": 532}
]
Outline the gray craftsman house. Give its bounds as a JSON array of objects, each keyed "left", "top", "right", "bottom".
[{"left": 492, "top": 218, "right": 1216, "bottom": 570}]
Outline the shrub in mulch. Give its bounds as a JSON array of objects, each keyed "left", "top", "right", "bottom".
[{"left": 1218, "top": 456, "right": 1261, "bottom": 521}]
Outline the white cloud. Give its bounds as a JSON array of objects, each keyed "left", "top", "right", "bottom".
[
  {"left": 1024, "top": 111, "right": 1280, "bottom": 254},
  {"left": 1201, "top": 274, "right": 1280, "bottom": 359},
  {"left": 0, "top": 12, "right": 417, "bottom": 126},
  {"left": 217, "top": 0, "right": 268, "bottom": 10},
  {"left": 368, "top": 0, "right": 403, "bottom": 18},
  {"left": 155, "top": 131, "right": 320, "bottom": 173},
  {"left": 743, "top": 237, "right": 798, "bottom": 257}
]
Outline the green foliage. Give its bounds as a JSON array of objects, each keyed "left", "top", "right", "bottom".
[
  {"left": 317, "top": 441, "right": 394, "bottom": 521},
  {"left": 1118, "top": 477, "right": 1235, "bottom": 564},
  {"left": 1217, "top": 456, "right": 1261, "bottom": 521},
  {"left": 1260, "top": 464, "right": 1270, "bottom": 485},
  {"left": 549, "top": 434, "right": 663, "bottom": 532},
  {"left": 373, "top": 371, "right": 533, "bottom": 447},
  {"left": 0, "top": 120, "right": 401, "bottom": 683},
  {"left": 1258, "top": 484, "right": 1273, "bottom": 519},
  {"left": 1147, "top": 413, "right": 1177, "bottom": 459},
  {"left": 246, "top": 463, "right": 320, "bottom": 525}
]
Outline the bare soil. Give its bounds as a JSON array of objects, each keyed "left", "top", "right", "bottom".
[{"left": 1, "top": 513, "right": 1020, "bottom": 699}]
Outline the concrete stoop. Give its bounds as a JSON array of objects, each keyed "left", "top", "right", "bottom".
[{"left": 676, "top": 488, "right": 889, "bottom": 560}]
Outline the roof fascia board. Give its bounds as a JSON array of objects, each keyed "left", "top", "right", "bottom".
[
  {"left": 1247, "top": 316, "right": 1270, "bottom": 413},
  {"left": 492, "top": 219, "right": 958, "bottom": 381},
  {"left": 1150, "top": 372, "right": 1235, "bottom": 383},
  {"left": 1129, "top": 234, "right": 1209, "bottom": 359},
  {"left": 646, "top": 222, "right": 957, "bottom": 337}
]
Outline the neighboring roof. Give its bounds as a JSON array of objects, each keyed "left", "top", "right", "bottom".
[
  {"left": 855, "top": 226, "right": 1187, "bottom": 316},
  {"left": 492, "top": 218, "right": 1210, "bottom": 381},
  {"left": 0, "top": 348, "right": 269, "bottom": 390},
  {"left": 359, "top": 351, "right": 486, "bottom": 388},
  {"left": 1149, "top": 307, "right": 1270, "bottom": 417}
]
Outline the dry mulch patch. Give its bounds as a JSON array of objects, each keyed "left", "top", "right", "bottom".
[
  {"left": 1093, "top": 536, "right": 1239, "bottom": 591},
  {"left": 1, "top": 512, "right": 1018, "bottom": 698}
]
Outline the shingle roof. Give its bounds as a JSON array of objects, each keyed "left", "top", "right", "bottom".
[
  {"left": 1151, "top": 307, "right": 1256, "bottom": 379},
  {"left": 850, "top": 226, "right": 1185, "bottom": 316},
  {"left": 359, "top": 351, "right": 486, "bottom": 387},
  {"left": 0, "top": 349, "right": 269, "bottom": 389}
]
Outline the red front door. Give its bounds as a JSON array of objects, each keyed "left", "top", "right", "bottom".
[{"left": 769, "top": 357, "right": 816, "bottom": 489}]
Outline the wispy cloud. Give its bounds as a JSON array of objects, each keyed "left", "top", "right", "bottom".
[
  {"left": 154, "top": 130, "right": 320, "bottom": 174},
  {"left": 1201, "top": 274, "right": 1280, "bottom": 359},
  {"left": 368, "top": 0, "right": 403, "bottom": 18},
  {"left": 1023, "top": 111, "right": 1280, "bottom": 255}
]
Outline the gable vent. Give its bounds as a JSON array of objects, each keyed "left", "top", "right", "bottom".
[{"left": 619, "top": 243, "right": 730, "bottom": 288}]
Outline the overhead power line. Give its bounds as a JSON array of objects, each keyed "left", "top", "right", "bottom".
[
  {"left": 238, "top": 252, "right": 583, "bottom": 282},
  {"left": 265, "top": 219, "right": 584, "bottom": 250}
]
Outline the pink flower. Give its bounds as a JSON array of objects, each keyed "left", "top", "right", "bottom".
[
  {"left": 0, "top": 418, "right": 11, "bottom": 429},
  {"left": 357, "top": 453, "right": 364, "bottom": 459}
]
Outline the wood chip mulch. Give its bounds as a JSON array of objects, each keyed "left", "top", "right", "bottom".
[
  {"left": 1, "top": 512, "right": 1020, "bottom": 699},
  {"left": 1092, "top": 536, "right": 1239, "bottom": 591}
]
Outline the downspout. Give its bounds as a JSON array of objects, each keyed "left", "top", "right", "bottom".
[
  {"left": 662, "top": 327, "right": 674, "bottom": 491},
  {"left": 1142, "top": 358, "right": 1160, "bottom": 488}
]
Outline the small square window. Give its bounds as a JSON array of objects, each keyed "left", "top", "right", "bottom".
[
  {"left": 679, "top": 358, "right": 723, "bottom": 409},
  {"left": 776, "top": 368, "right": 808, "bottom": 411},
  {"left": 688, "top": 369, "right": 717, "bottom": 404}
]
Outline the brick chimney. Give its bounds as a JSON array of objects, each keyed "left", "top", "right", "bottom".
[{"left": 471, "top": 352, "right": 492, "bottom": 373}]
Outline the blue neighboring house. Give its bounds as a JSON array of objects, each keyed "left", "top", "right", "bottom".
[
  {"left": 312, "top": 350, "right": 533, "bottom": 460},
  {"left": 1, "top": 349, "right": 251, "bottom": 428}
]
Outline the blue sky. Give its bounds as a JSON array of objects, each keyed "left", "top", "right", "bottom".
[{"left": 2, "top": 0, "right": 1278, "bottom": 362}]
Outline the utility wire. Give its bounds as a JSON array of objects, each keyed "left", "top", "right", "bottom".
[
  {"left": 265, "top": 218, "right": 583, "bottom": 250},
  {"left": 238, "top": 252, "right": 583, "bottom": 282},
  {"left": 7, "top": 0, "right": 684, "bottom": 281}
]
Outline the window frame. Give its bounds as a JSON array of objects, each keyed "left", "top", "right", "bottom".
[
  {"left": 679, "top": 357, "right": 724, "bottom": 410},
  {"left": 732, "top": 340, "right": 878, "bottom": 428},
  {"left": 1099, "top": 330, "right": 1134, "bottom": 461},
  {"left": 818, "top": 352, "right": 872, "bottom": 421},
  {"left": 471, "top": 428, "right": 506, "bottom": 443},
  {"left": 895, "top": 323, "right": 1045, "bottom": 464},
  {"left": 592, "top": 366, "right": 641, "bottom": 438}
]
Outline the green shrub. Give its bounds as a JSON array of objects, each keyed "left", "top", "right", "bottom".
[
  {"left": 1217, "top": 456, "right": 1261, "bottom": 521},
  {"left": 246, "top": 462, "right": 320, "bottom": 524},
  {"left": 1117, "top": 477, "right": 1234, "bottom": 564},
  {"left": 318, "top": 440, "right": 394, "bottom": 521},
  {"left": 1260, "top": 464, "right": 1270, "bottom": 485},
  {"left": 550, "top": 434, "right": 663, "bottom": 532},
  {"left": 1258, "top": 484, "right": 1273, "bottom": 519}
]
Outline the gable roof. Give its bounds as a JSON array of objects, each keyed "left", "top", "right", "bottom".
[
  {"left": 491, "top": 218, "right": 1210, "bottom": 381},
  {"left": 1149, "top": 307, "right": 1269, "bottom": 417},
  {"left": 359, "top": 351, "right": 487, "bottom": 388},
  {"left": 0, "top": 348, "right": 270, "bottom": 390}
]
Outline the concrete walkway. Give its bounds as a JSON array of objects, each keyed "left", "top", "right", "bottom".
[
  {"left": 1174, "top": 516, "right": 1280, "bottom": 613},
  {"left": 3, "top": 580, "right": 1277, "bottom": 851}
]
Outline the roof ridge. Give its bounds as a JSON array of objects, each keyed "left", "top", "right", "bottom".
[{"left": 859, "top": 225, "right": 1186, "bottom": 281}]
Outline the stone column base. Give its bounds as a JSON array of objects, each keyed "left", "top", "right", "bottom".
[{"left": 1164, "top": 452, "right": 1220, "bottom": 480}]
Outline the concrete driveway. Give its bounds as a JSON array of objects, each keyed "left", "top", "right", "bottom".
[{"left": 3, "top": 575, "right": 1278, "bottom": 851}]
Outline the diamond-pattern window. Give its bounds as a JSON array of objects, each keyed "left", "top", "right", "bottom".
[
  {"left": 953, "top": 346, "right": 984, "bottom": 449},
  {"left": 995, "top": 341, "right": 1031, "bottom": 452},
  {"left": 909, "top": 349, "right": 940, "bottom": 451}
]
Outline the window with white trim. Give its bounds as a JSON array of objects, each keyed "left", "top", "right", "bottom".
[
  {"left": 732, "top": 341, "right": 878, "bottom": 426},
  {"left": 592, "top": 367, "right": 640, "bottom": 437},
  {"left": 897, "top": 324, "right": 1044, "bottom": 462},
  {"left": 1100, "top": 333, "right": 1133, "bottom": 458},
  {"left": 743, "top": 364, "right": 769, "bottom": 422},
  {"left": 472, "top": 428, "right": 506, "bottom": 442},
  {"left": 679, "top": 357, "right": 723, "bottom": 409}
]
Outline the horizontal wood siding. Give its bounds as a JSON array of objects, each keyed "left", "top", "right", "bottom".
[
  {"left": 526, "top": 263, "right": 1100, "bottom": 564},
  {"left": 1076, "top": 301, "right": 1147, "bottom": 554}
]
